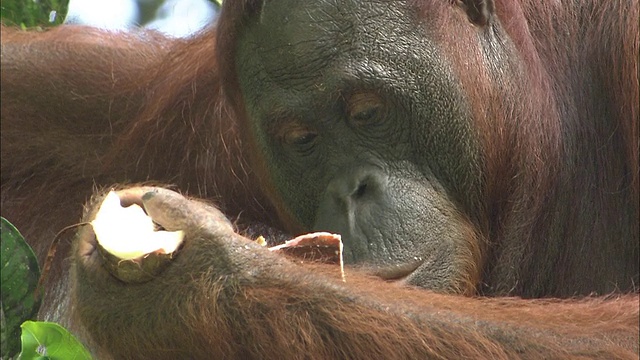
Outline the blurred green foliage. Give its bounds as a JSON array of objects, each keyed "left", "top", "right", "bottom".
[{"left": 1, "top": 0, "right": 69, "bottom": 28}]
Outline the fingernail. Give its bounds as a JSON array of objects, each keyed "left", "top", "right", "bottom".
[{"left": 142, "top": 190, "right": 157, "bottom": 201}]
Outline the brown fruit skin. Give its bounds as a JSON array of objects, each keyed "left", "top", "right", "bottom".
[{"left": 271, "top": 233, "right": 342, "bottom": 264}]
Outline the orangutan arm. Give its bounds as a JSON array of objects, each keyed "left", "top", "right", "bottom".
[{"left": 71, "top": 187, "right": 639, "bottom": 360}]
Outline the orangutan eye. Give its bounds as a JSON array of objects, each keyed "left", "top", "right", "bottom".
[
  {"left": 283, "top": 128, "right": 318, "bottom": 152},
  {"left": 290, "top": 131, "right": 317, "bottom": 146},
  {"left": 347, "top": 93, "right": 385, "bottom": 126}
]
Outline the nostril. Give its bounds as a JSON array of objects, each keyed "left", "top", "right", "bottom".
[
  {"left": 353, "top": 182, "right": 367, "bottom": 199},
  {"left": 325, "top": 169, "right": 385, "bottom": 205}
]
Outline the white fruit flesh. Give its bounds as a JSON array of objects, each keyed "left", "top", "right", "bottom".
[{"left": 91, "top": 191, "right": 184, "bottom": 260}]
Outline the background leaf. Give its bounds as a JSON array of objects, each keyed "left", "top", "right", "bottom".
[
  {"left": 0, "top": 0, "right": 68, "bottom": 28},
  {"left": 20, "top": 321, "right": 91, "bottom": 360},
  {"left": 1, "top": 217, "right": 42, "bottom": 359}
]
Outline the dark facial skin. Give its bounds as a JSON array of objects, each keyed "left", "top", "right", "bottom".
[{"left": 236, "top": 0, "right": 486, "bottom": 291}]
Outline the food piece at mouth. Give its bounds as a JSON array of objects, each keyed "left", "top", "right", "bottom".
[{"left": 269, "top": 232, "right": 345, "bottom": 280}]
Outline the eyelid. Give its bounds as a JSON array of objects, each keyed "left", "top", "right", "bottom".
[
  {"left": 270, "top": 118, "right": 317, "bottom": 149},
  {"left": 349, "top": 92, "right": 381, "bottom": 105},
  {"left": 283, "top": 127, "right": 317, "bottom": 145},
  {"left": 347, "top": 92, "right": 385, "bottom": 126}
]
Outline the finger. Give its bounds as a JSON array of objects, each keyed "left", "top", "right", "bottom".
[{"left": 141, "top": 189, "right": 233, "bottom": 234}]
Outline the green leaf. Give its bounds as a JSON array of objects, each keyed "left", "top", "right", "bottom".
[
  {"left": 19, "top": 321, "right": 91, "bottom": 360},
  {"left": 1, "top": 217, "right": 42, "bottom": 359}
]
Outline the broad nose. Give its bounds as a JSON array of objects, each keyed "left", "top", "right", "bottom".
[
  {"left": 324, "top": 167, "right": 383, "bottom": 207},
  {"left": 313, "top": 167, "right": 387, "bottom": 262}
]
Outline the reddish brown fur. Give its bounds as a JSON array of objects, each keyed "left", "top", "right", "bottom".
[
  {"left": 1, "top": 24, "right": 279, "bottom": 320},
  {"left": 70, "top": 190, "right": 638, "bottom": 359},
  {"left": 1, "top": 0, "right": 638, "bottom": 358}
]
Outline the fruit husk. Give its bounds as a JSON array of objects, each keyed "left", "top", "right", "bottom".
[
  {"left": 96, "top": 240, "right": 181, "bottom": 283},
  {"left": 269, "top": 232, "right": 345, "bottom": 281}
]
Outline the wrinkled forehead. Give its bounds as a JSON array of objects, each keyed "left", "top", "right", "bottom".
[{"left": 236, "top": 0, "right": 415, "bottom": 81}]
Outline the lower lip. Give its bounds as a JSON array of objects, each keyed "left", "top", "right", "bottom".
[{"left": 372, "top": 260, "right": 422, "bottom": 281}]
